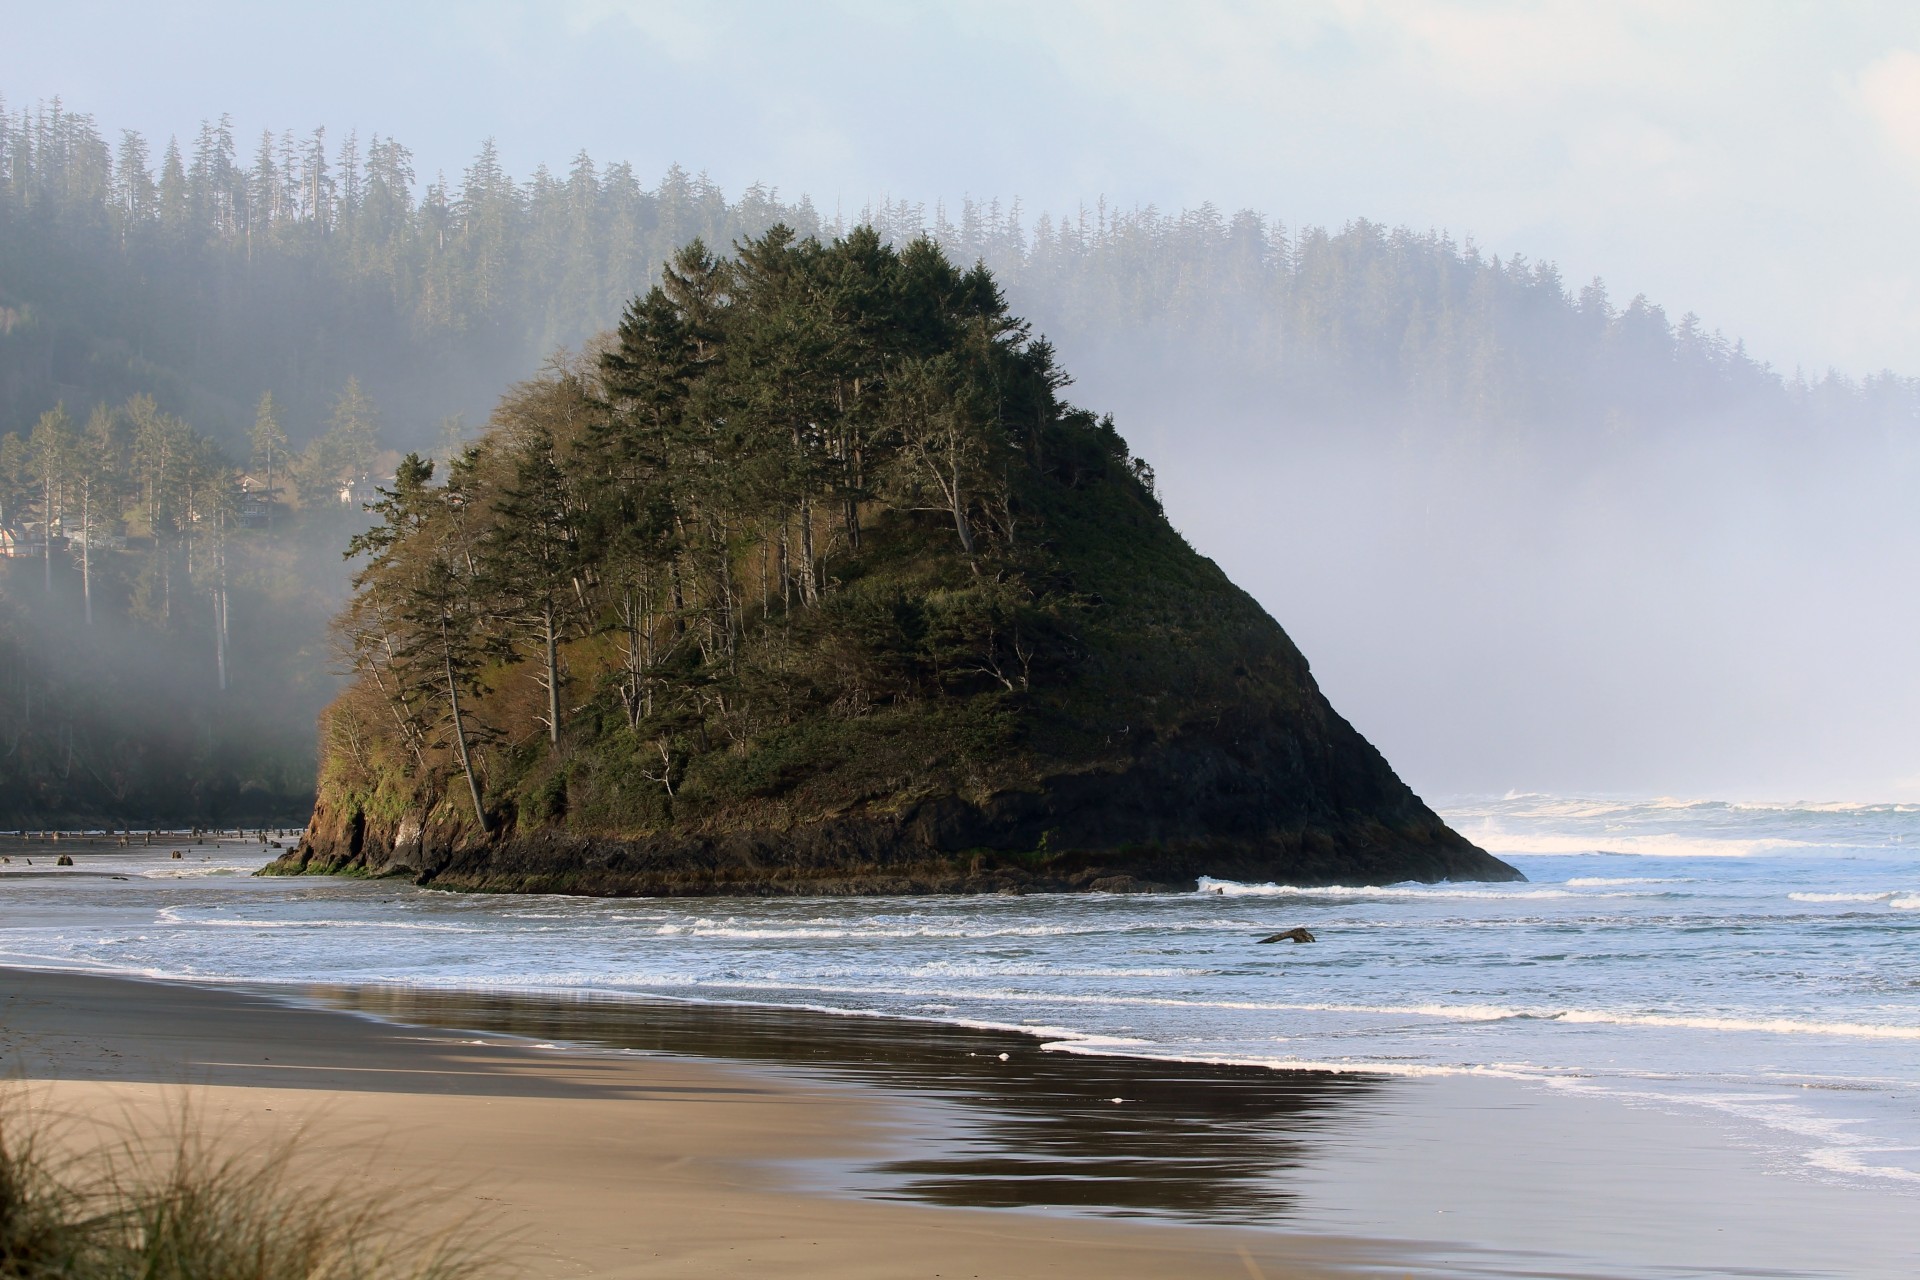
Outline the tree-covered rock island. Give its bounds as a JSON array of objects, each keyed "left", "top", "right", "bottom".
[{"left": 271, "top": 227, "right": 1518, "bottom": 894}]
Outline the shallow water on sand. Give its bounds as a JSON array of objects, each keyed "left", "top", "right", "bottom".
[{"left": 3, "top": 795, "right": 1918, "bottom": 1271}]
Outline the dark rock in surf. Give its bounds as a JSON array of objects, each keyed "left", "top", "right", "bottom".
[{"left": 1257, "top": 928, "right": 1316, "bottom": 944}]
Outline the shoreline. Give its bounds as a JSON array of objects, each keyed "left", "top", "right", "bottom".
[
  {"left": 8, "top": 967, "right": 1920, "bottom": 1277},
  {"left": 1, "top": 965, "right": 1411, "bottom": 1279},
  {"left": 8, "top": 836, "right": 1920, "bottom": 1276}
]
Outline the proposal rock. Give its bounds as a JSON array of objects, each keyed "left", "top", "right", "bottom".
[{"left": 273, "top": 228, "right": 1519, "bottom": 893}]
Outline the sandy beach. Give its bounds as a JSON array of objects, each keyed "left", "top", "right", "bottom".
[
  {"left": 2, "top": 967, "right": 1402, "bottom": 1279},
  {"left": 8, "top": 840, "right": 1920, "bottom": 1277},
  {"left": 9, "top": 968, "right": 1919, "bottom": 1279}
]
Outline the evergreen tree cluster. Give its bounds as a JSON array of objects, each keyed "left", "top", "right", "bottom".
[
  {"left": 0, "top": 95, "right": 811, "bottom": 446},
  {"left": 333, "top": 228, "right": 1152, "bottom": 836},
  {"left": 0, "top": 381, "right": 378, "bottom": 821},
  {"left": 6, "top": 92, "right": 1910, "bottom": 464}
]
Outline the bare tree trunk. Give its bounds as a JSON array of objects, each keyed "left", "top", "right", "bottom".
[
  {"left": 950, "top": 490, "right": 975, "bottom": 556},
  {"left": 542, "top": 600, "right": 560, "bottom": 746},
  {"left": 715, "top": 517, "right": 737, "bottom": 661},
  {"left": 797, "top": 492, "right": 817, "bottom": 605},
  {"left": 620, "top": 584, "right": 643, "bottom": 730},
  {"left": 80, "top": 479, "right": 92, "bottom": 625},
  {"left": 214, "top": 588, "right": 227, "bottom": 690},
  {"left": 845, "top": 379, "right": 864, "bottom": 551},
  {"left": 669, "top": 551, "right": 687, "bottom": 637},
  {"left": 442, "top": 631, "right": 487, "bottom": 833},
  {"left": 213, "top": 508, "right": 229, "bottom": 690},
  {"left": 778, "top": 519, "right": 791, "bottom": 611},
  {"left": 366, "top": 649, "right": 428, "bottom": 772}
]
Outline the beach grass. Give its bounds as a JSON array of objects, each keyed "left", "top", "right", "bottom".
[{"left": 0, "top": 1087, "right": 497, "bottom": 1279}]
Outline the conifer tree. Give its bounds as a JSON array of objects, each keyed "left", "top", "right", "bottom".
[
  {"left": 480, "top": 415, "right": 586, "bottom": 747},
  {"left": 347, "top": 453, "right": 490, "bottom": 830},
  {"left": 75, "top": 403, "right": 123, "bottom": 625},
  {"left": 29, "top": 405, "right": 75, "bottom": 594},
  {"left": 304, "top": 377, "right": 380, "bottom": 503},
  {"left": 249, "top": 391, "right": 287, "bottom": 527}
]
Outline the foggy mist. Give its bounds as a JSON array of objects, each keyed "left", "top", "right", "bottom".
[
  {"left": 10, "top": 17, "right": 1919, "bottom": 1269},
  {"left": 4, "top": 79, "right": 1918, "bottom": 813},
  {"left": 1082, "top": 359, "right": 1920, "bottom": 799}
]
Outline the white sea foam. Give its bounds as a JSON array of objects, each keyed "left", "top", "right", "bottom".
[
  {"left": 1544, "top": 1076, "right": 1920, "bottom": 1188},
  {"left": 1727, "top": 800, "right": 1920, "bottom": 815},
  {"left": 1787, "top": 891, "right": 1902, "bottom": 903},
  {"left": 1550, "top": 1010, "right": 1920, "bottom": 1041},
  {"left": 1806, "top": 1147, "right": 1920, "bottom": 1184},
  {"left": 651, "top": 919, "right": 1177, "bottom": 940},
  {"left": 1565, "top": 876, "right": 1687, "bottom": 886},
  {"left": 1196, "top": 877, "right": 1577, "bottom": 900},
  {"left": 1035, "top": 1039, "right": 1547, "bottom": 1080},
  {"left": 154, "top": 909, "right": 482, "bottom": 932},
  {"left": 1450, "top": 794, "right": 1920, "bottom": 821},
  {"left": 910, "top": 961, "right": 1216, "bottom": 979},
  {"left": 1458, "top": 828, "right": 1811, "bottom": 858}
]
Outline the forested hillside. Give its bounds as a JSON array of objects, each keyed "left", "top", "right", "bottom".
[
  {"left": 9, "top": 93, "right": 1911, "bottom": 464},
  {"left": 6, "top": 89, "right": 1920, "bottom": 811},
  {"left": 0, "top": 390, "right": 355, "bottom": 821}
]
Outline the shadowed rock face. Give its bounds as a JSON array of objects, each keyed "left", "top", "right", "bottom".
[
  {"left": 274, "top": 670, "right": 1518, "bottom": 895},
  {"left": 276, "top": 542, "right": 1521, "bottom": 896}
]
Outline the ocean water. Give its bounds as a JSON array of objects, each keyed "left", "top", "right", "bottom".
[{"left": 4, "top": 793, "right": 1918, "bottom": 1208}]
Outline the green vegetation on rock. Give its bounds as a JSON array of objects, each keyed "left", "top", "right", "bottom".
[{"left": 276, "top": 228, "right": 1517, "bottom": 894}]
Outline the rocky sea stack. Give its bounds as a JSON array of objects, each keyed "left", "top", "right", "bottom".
[{"left": 272, "top": 227, "right": 1519, "bottom": 895}]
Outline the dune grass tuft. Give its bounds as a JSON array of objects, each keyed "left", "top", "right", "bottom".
[{"left": 0, "top": 1090, "right": 497, "bottom": 1279}]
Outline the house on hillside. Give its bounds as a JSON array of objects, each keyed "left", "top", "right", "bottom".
[
  {"left": 2, "top": 522, "right": 56, "bottom": 557},
  {"left": 236, "top": 473, "right": 283, "bottom": 528},
  {"left": 67, "top": 522, "right": 127, "bottom": 551}
]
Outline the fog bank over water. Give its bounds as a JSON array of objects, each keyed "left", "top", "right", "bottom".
[
  {"left": 1104, "top": 382, "right": 1920, "bottom": 800},
  {"left": 3, "top": 76, "right": 1916, "bottom": 806}
]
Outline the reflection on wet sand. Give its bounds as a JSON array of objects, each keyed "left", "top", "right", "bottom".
[{"left": 307, "top": 984, "right": 1390, "bottom": 1224}]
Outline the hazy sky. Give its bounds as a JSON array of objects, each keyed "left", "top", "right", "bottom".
[{"left": 7, "top": 1, "right": 1918, "bottom": 378}]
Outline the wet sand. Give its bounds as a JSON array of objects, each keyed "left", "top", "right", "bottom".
[
  {"left": 8, "top": 968, "right": 1919, "bottom": 1277},
  {"left": 1, "top": 967, "right": 1400, "bottom": 1278},
  {"left": 8, "top": 829, "right": 1920, "bottom": 1278}
]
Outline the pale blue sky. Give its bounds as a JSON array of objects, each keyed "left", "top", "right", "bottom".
[{"left": 7, "top": 1, "right": 1918, "bottom": 374}]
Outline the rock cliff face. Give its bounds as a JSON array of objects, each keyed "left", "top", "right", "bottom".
[{"left": 272, "top": 637, "right": 1518, "bottom": 894}]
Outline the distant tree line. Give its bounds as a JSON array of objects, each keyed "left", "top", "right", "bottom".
[
  {"left": 5, "top": 91, "right": 1910, "bottom": 466},
  {"left": 0, "top": 375, "right": 387, "bottom": 822}
]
